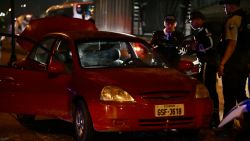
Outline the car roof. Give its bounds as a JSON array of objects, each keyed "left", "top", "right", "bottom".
[
  {"left": 19, "top": 16, "right": 98, "bottom": 51},
  {"left": 48, "top": 30, "right": 147, "bottom": 43}
]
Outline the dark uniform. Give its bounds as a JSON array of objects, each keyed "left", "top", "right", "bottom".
[
  {"left": 219, "top": 8, "right": 249, "bottom": 128},
  {"left": 150, "top": 30, "right": 183, "bottom": 68},
  {"left": 193, "top": 24, "right": 220, "bottom": 128},
  {"left": 189, "top": 11, "right": 220, "bottom": 128}
]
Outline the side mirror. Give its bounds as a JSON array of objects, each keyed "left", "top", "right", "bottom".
[{"left": 48, "top": 61, "right": 64, "bottom": 74}]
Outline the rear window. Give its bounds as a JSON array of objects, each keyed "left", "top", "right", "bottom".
[
  {"left": 44, "top": 3, "right": 95, "bottom": 20},
  {"left": 47, "top": 7, "right": 73, "bottom": 17}
]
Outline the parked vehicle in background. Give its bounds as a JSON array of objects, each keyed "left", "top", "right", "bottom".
[
  {"left": 41, "top": 1, "right": 137, "bottom": 34},
  {"left": 41, "top": 2, "right": 95, "bottom": 20},
  {"left": 14, "top": 14, "right": 33, "bottom": 35}
]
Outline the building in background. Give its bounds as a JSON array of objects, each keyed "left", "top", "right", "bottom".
[
  {"left": 95, "top": 0, "right": 188, "bottom": 36},
  {"left": 1, "top": 0, "right": 249, "bottom": 36}
]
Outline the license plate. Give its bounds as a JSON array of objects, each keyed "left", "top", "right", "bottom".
[{"left": 155, "top": 104, "right": 184, "bottom": 117}]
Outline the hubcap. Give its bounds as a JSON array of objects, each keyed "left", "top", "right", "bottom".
[{"left": 76, "top": 107, "right": 85, "bottom": 137}]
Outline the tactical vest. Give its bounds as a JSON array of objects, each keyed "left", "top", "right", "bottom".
[{"left": 219, "top": 9, "right": 249, "bottom": 73}]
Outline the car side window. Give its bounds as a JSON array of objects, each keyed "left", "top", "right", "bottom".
[
  {"left": 78, "top": 41, "right": 128, "bottom": 67},
  {"left": 29, "top": 38, "right": 55, "bottom": 65},
  {"left": 53, "top": 40, "right": 73, "bottom": 73}
]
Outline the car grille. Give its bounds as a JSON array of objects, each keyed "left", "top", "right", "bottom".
[
  {"left": 140, "top": 90, "right": 191, "bottom": 101},
  {"left": 138, "top": 117, "right": 194, "bottom": 127}
]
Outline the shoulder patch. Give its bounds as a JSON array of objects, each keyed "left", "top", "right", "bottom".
[{"left": 229, "top": 24, "right": 235, "bottom": 30}]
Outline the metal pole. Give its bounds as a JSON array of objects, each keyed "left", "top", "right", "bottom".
[{"left": 9, "top": 0, "right": 16, "bottom": 65}]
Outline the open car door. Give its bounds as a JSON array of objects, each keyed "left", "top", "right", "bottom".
[{"left": 0, "top": 33, "right": 72, "bottom": 118}]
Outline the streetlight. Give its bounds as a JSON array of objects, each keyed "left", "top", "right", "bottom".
[
  {"left": 0, "top": 12, "right": 6, "bottom": 17},
  {"left": 21, "top": 4, "right": 27, "bottom": 8}
]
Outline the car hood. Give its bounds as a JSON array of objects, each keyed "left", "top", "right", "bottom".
[{"left": 80, "top": 68, "right": 197, "bottom": 94}]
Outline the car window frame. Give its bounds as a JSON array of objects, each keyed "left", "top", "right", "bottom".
[
  {"left": 28, "top": 37, "right": 57, "bottom": 66},
  {"left": 51, "top": 38, "right": 73, "bottom": 73}
]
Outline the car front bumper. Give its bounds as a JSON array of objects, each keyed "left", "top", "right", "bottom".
[{"left": 89, "top": 98, "right": 213, "bottom": 132}]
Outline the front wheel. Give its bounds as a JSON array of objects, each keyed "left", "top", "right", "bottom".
[{"left": 73, "top": 100, "right": 94, "bottom": 141}]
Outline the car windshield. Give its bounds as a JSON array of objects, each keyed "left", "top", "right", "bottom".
[{"left": 77, "top": 40, "right": 166, "bottom": 68}]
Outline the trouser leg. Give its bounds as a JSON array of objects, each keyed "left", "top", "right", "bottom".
[
  {"left": 205, "top": 64, "right": 220, "bottom": 127},
  {"left": 222, "top": 73, "right": 248, "bottom": 128}
]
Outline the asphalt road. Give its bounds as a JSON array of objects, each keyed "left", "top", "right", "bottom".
[{"left": 0, "top": 112, "right": 237, "bottom": 141}]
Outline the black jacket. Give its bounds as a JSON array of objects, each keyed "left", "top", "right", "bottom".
[
  {"left": 150, "top": 30, "right": 184, "bottom": 67},
  {"left": 193, "top": 26, "right": 218, "bottom": 66}
]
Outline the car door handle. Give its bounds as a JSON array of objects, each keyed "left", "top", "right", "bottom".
[{"left": 0, "top": 76, "right": 15, "bottom": 84}]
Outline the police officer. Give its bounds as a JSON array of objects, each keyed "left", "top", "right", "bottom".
[
  {"left": 189, "top": 11, "right": 220, "bottom": 128},
  {"left": 150, "top": 15, "right": 184, "bottom": 68},
  {"left": 218, "top": 0, "right": 249, "bottom": 131}
]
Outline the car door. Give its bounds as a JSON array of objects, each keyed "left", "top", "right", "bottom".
[{"left": 0, "top": 36, "right": 72, "bottom": 117}]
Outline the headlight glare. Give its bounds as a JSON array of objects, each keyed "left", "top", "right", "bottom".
[
  {"left": 195, "top": 83, "right": 210, "bottom": 99},
  {"left": 100, "top": 86, "right": 135, "bottom": 102}
]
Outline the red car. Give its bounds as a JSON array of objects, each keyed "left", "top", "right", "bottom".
[{"left": 0, "top": 26, "right": 212, "bottom": 141}]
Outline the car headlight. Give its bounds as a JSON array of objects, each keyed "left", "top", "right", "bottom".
[
  {"left": 100, "top": 86, "right": 135, "bottom": 102},
  {"left": 195, "top": 83, "right": 210, "bottom": 99}
]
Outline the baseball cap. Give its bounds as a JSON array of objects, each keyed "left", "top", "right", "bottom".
[
  {"left": 164, "top": 15, "right": 176, "bottom": 23},
  {"left": 219, "top": 0, "right": 240, "bottom": 5}
]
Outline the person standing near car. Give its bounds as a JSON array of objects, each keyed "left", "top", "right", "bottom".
[
  {"left": 189, "top": 11, "right": 220, "bottom": 128},
  {"left": 217, "top": 0, "right": 249, "bottom": 132},
  {"left": 150, "top": 15, "right": 184, "bottom": 68}
]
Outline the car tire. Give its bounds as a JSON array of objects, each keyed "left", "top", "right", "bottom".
[
  {"left": 16, "top": 114, "right": 35, "bottom": 125},
  {"left": 73, "top": 100, "right": 94, "bottom": 141}
]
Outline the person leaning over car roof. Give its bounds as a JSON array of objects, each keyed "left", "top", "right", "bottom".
[{"left": 150, "top": 15, "right": 184, "bottom": 68}]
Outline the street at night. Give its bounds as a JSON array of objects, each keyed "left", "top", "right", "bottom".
[
  {"left": 0, "top": 112, "right": 237, "bottom": 141},
  {"left": 0, "top": 0, "right": 250, "bottom": 141},
  {"left": 0, "top": 25, "right": 249, "bottom": 141}
]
